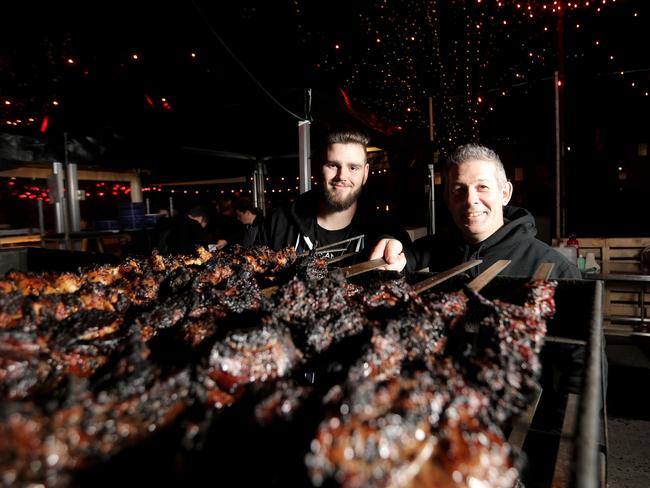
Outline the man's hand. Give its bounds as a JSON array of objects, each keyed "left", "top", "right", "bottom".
[{"left": 370, "top": 238, "right": 407, "bottom": 272}]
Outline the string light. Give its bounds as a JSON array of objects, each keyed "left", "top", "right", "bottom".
[{"left": 0, "top": 0, "right": 645, "bottom": 163}]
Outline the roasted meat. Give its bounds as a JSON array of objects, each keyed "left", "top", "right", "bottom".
[{"left": 0, "top": 246, "right": 558, "bottom": 488}]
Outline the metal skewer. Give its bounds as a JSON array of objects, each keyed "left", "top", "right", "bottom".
[
  {"left": 412, "top": 260, "right": 482, "bottom": 294},
  {"left": 531, "top": 262, "right": 554, "bottom": 281},
  {"left": 467, "top": 259, "right": 511, "bottom": 292},
  {"left": 339, "top": 258, "right": 387, "bottom": 278}
]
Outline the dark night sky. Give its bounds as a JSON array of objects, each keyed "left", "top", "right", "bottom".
[{"left": 1, "top": 0, "right": 649, "bottom": 234}]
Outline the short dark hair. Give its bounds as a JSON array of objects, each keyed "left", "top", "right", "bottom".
[
  {"left": 188, "top": 205, "right": 208, "bottom": 221},
  {"left": 325, "top": 128, "right": 370, "bottom": 148},
  {"left": 314, "top": 127, "right": 370, "bottom": 163},
  {"left": 446, "top": 143, "right": 508, "bottom": 188},
  {"left": 234, "top": 197, "right": 258, "bottom": 214}
]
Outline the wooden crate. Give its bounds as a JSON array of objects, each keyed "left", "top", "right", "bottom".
[{"left": 568, "top": 237, "right": 650, "bottom": 334}]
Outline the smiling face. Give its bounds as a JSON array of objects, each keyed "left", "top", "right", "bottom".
[
  {"left": 445, "top": 158, "right": 513, "bottom": 244},
  {"left": 321, "top": 142, "right": 369, "bottom": 212}
]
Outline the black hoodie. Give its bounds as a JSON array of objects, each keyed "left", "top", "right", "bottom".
[
  {"left": 407, "top": 205, "right": 590, "bottom": 414},
  {"left": 264, "top": 189, "right": 411, "bottom": 258},
  {"left": 405, "top": 206, "right": 580, "bottom": 279}
]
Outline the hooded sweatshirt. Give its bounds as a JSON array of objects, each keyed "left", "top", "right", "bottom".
[
  {"left": 264, "top": 189, "right": 411, "bottom": 259},
  {"left": 406, "top": 205, "right": 588, "bottom": 406},
  {"left": 405, "top": 206, "right": 580, "bottom": 279}
]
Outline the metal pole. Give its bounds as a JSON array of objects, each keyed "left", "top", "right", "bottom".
[
  {"left": 427, "top": 164, "right": 436, "bottom": 235},
  {"left": 298, "top": 120, "right": 311, "bottom": 194},
  {"left": 555, "top": 11, "right": 566, "bottom": 241},
  {"left": 255, "top": 159, "right": 266, "bottom": 216},
  {"left": 61, "top": 132, "right": 71, "bottom": 250},
  {"left": 51, "top": 162, "right": 69, "bottom": 249},
  {"left": 130, "top": 174, "right": 143, "bottom": 203},
  {"left": 252, "top": 170, "right": 259, "bottom": 209},
  {"left": 554, "top": 71, "right": 561, "bottom": 242},
  {"left": 169, "top": 196, "right": 174, "bottom": 217},
  {"left": 428, "top": 96, "right": 434, "bottom": 142},
  {"left": 66, "top": 162, "right": 81, "bottom": 233},
  {"left": 37, "top": 199, "right": 45, "bottom": 238},
  {"left": 145, "top": 198, "right": 150, "bottom": 214},
  {"left": 428, "top": 97, "right": 436, "bottom": 236}
]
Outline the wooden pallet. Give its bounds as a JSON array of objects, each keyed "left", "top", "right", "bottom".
[{"left": 555, "top": 237, "right": 650, "bottom": 335}]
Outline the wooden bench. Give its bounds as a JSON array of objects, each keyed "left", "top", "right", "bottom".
[{"left": 561, "top": 237, "right": 650, "bottom": 335}]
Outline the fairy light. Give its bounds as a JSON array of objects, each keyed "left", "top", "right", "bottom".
[{"left": 0, "top": 0, "right": 645, "bottom": 165}]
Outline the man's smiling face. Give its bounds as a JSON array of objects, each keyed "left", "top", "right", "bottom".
[
  {"left": 321, "top": 142, "right": 369, "bottom": 212},
  {"left": 446, "top": 158, "right": 512, "bottom": 244}
]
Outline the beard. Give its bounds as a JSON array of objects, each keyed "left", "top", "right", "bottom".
[{"left": 321, "top": 182, "right": 363, "bottom": 212}]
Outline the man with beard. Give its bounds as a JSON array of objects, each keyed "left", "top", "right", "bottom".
[{"left": 264, "top": 127, "right": 410, "bottom": 261}]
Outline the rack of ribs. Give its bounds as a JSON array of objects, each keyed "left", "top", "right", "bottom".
[
  {"left": 305, "top": 276, "right": 556, "bottom": 488},
  {"left": 0, "top": 246, "right": 561, "bottom": 487}
]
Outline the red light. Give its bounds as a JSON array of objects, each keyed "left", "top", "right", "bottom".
[{"left": 39, "top": 116, "right": 49, "bottom": 133}]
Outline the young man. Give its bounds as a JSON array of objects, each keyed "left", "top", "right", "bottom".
[
  {"left": 234, "top": 197, "right": 264, "bottom": 248},
  {"left": 208, "top": 195, "right": 243, "bottom": 250},
  {"left": 371, "top": 143, "right": 580, "bottom": 279},
  {"left": 163, "top": 205, "right": 211, "bottom": 255},
  {"left": 265, "top": 127, "right": 410, "bottom": 260}
]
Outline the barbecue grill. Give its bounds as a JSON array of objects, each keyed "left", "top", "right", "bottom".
[
  {"left": 432, "top": 274, "right": 605, "bottom": 488},
  {"left": 0, "top": 247, "right": 604, "bottom": 488}
]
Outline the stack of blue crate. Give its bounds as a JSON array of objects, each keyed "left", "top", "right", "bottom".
[{"left": 118, "top": 203, "right": 146, "bottom": 229}]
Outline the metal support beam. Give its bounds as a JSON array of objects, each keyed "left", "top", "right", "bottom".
[
  {"left": 298, "top": 120, "right": 311, "bottom": 194},
  {"left": 37, "top": 200, "right": 45, "bottom": 238},
  {"left": 130, "top": 173, "right": 143, "bottom": 203},
  {"left": 427, "top": 164, "right": 436, "bottom": 235},
  {"left": 50, "top": 161, "right": 69, "bottom": 248},
  {"left": 66, "top": 163, "right": 81, "bottom": 233},
  {"left": 50, "top": 162, "right": 66, "bottom": 234},
  {"left": 254, "top": 159, "right": 266, "bottom": 216},
  {"left": 555, "top": 70, "right": 562, "bottom": 242}
]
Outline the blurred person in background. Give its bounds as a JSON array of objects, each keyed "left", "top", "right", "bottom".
[
  {"left": 209, "top": 195, "right": 243, "bottom": 249},
  {"left": 163, "top": 205, "right": 211, "bottom": 254},
  {"left": 234, "top": 197, "right": 264, "bottom": 248}
]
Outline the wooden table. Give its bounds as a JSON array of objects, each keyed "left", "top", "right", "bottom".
[{"left": 587, "top": 261, "right": 650, "bottom": 282}]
